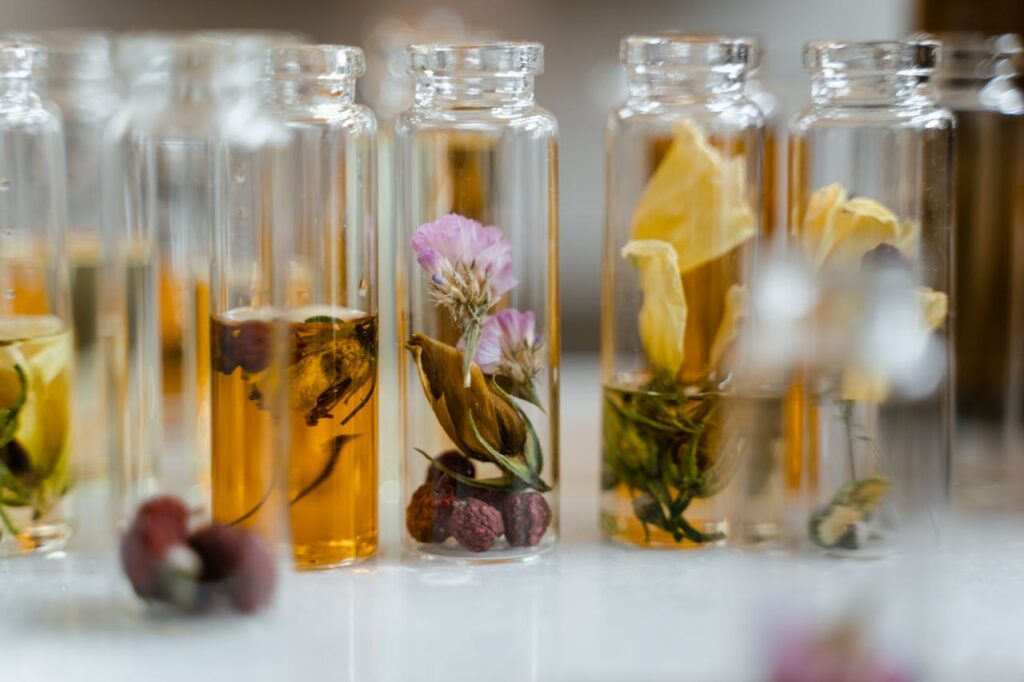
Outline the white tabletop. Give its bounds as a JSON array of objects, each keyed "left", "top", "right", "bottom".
[{"left": 4, "top": 356, "right": 1024, "bottom": 682}]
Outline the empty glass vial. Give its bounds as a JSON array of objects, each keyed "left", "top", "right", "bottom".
[
  {"left": 788, "top": 40, "right": 954, "bottom": 553},
  {"left": 396, "top": 42, "right": 559, "bottom": 561},
  {"left": 0, "top": 41, "right": 74, "bottom": 555},
  {"left": 107, "top": 36, "right": 226, "bottom": 515},
  {"left": 36, "top": 31, "right": 122, "bottom": 506},
  {"left": 933, "top": 33, "right": 1024, "bottom": 511},
  {"left": 600, "top": 34, "right": 764, "bottom": 548},
  {"left": 265, "top": 45, "right": 379, "bottom": 569}
]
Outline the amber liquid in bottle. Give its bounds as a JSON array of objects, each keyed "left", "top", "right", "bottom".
[{"left": 211, "top": 310, "right": 378, "bottom": 566}]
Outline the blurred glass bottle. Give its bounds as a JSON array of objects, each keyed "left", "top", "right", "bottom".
[
  {"left": 35, "top": 32, "right": 122, "bottom": 506},
  {"left": 745, "top": 48, "right": 783, "bottom": 240},
  {"left": 933, "top": 33, "right": 1024, "bottom": 512},
  {"left": 396, "top": 42, "right": 559, "bottom": 561},
  {"left": 788, "top": 39, "right": 953, "bottom": 554},
  {"left": 208, "top": 43, "right": 294, "bottom": 544},
  {"left": 601, "top": 34, "right": 763, "bottom": 548},
  {"left": 265, "top": 45, "right": 378, "bottom": 569},
  {"left": 0, "top": 40, "right": 74, "bottom": 554},
  {"left": 106, "top": 35, "right": 224, "bottom": 516}
]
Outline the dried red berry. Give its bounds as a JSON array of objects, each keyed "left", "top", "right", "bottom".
[
  {"left": 426, "top": 450, "right": 476, "bottom": 485},
  {"left": 406, "top": 483, "right": 456, "bottom": 543},
  {"left": 502, "top": 491, "right": 552, "bottom": 547},
  {"left": 120, "top": 496, "right": 192, "bottom": 600},
  {"left": 188, "top": 523, "right": 277, "bottom": 613},
  {"left": 466, "top": 486, "right": 508, "bottom": 510},
  {"left": 449, "top": 497, "right": 504, "bottom": 552},
  {"left": 236, "top": 322, "right": 272, "bottom": 374}
]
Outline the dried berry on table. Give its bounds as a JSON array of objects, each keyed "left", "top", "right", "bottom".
[
  {"left": 449, "top": 497, "right": 504, "bottom": 552},
  {"left": 502, "top": 491, "right": 552, "bottom": 547},
  {"left": 120, "top": 496, "right": 199, "bottom": 605},
  {"left": 406, "top": 482, "right": 456, "bottom": 543}
]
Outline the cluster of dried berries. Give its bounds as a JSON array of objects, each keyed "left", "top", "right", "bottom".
[
  {"left": 212, "top": 321, "right": 272, "bottom": 375},
  {"left": 405, "top": 451, "right": 552, "bottom": 553},
  {"left": 120, "top": 496, "right": 276, "bottom": 613}
]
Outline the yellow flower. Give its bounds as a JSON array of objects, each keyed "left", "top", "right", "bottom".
[
  {"left": 708, "top": 284, "right": 748, "bottom": 369},
  {"left": 621, "top": 239, "right": 687, "bottom": 380},
  {"left": 631, "top": 120, "right": 755, "bottom": 275}
]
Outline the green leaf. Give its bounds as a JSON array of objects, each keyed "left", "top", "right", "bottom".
[
  {"left": 491, "top": 378, "right": 545, "bottom": 476},
  {"left": 468, "top": 413, "right": 551, "bottom": 492}
]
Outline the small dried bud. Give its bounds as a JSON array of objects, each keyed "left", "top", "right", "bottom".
[
  {"left": 120, "top": 496, "right": 197, "bottom": 603},
  {"left": 406, "top": 483, "right": 456, "bottom": 543},
  {"left": 188, "top": 523, "right": 277, "bottom": 613},
  {"left": 213, "top": 321, "right": 272, "bottom": 375},
  {"left": 502, "top": 491, "right": 552, "bottom": 547},
  {"left": 861, "top": 243, "right": 910, "bottom": 272},
  {"left": 450, "top": 497, "right": 504, "bottom": 552},
  {"left": 426, "top": 450, "right": 476, "bottom": 485}
]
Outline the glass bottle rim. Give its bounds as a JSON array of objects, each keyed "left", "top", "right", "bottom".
[
  {"left": 34, "top": 30, "right": 114, "bottom": 81},
  {"left": 804, "top": 39, "right": 940, "bottom": 76},
  {"left": 406, "top": 41, "right": 543, "bottom": 76},
  {"left": 620, "top": 34, "right": 759, "bottom": 74},
  {"left": 0, "top": 39, "right": 43, "bottom": 79},
  {"left": 267, "top": 44, "right": 366, "bottom": 81}
]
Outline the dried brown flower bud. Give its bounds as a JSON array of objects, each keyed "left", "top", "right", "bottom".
[
  {"left": 450, "top": 497, "right": 504, "bottom": 552},
  {"left": 406, "top": 483, "right": 456, "bottom": 543},
  {"left": 213, "top": 321, "right": 272, "bottom": 375},
  {"left": 502, "top": 491, "right": 552, "bottom": 547},
  {"left": 426, "top": 450, "right": 476, "bottom": 485}
]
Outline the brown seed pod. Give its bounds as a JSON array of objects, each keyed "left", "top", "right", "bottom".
[
  {"left": 502, "top": 491, "right": 552, "bottom": 547},
  {"left": 426, "top": 450, "right": 476, "bottom": 485},
  {"left": 406, "top": 483, "right": 456, "bottom": 543},
  {"left": 449, "top": 497, "right": 504, "bottom": 552}
]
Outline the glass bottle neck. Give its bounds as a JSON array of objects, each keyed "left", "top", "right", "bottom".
[
  {"left": 265, "top": 78, "right": 356, "bottom": 112},
  {"left": 627, "top": 70, "right": 744, "bottom": 102},
  {"left": 0, "top": 77, "right": 37, "bottom": 104},
  {"left": 810, "top": 73, "right": 932, "bottom": 107},
  {"left": 413, "top": 73, "right": 535, "bottom": 109}
]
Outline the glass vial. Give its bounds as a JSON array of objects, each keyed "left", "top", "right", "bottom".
[
  {"left": 208, "top": 46, "right": 293, "bottom": 544},
  {"left": 933, "top": 33, "right": 1024, "bottom": 511},
  {"left": 600, "top": 35, "right": 764, "bottom": 548},
  {"left": 0, "top": 41, "right": 74, "bottom": 554},
  {"left": 265, "top": 45, "right": 378, "bottom": 569},
  {"left": 35, "top": 32, "right": 122, "bottom": 533},
  {"left": 396, "top": 42, "right": 559, "bottom": 561},
  {"left": 788, "top": 40, "right": 954, "bottom": 554}
]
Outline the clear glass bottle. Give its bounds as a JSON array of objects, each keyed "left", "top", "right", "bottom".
[
  {"left": 35, "top": 31, "right": 122, "bottom": 510},
  {"left": 0, "top": 40, "right": 74, "bottom": 554},
  {"left": 396, "top": 42, "right": 559, "bottom": 561},
  {"left": 932, "top": 33, "right": 1024, "bottom": 511},
  {"left": 265, "top": 45, "right": 379, "bottom": 569},
  {"left": 206, "top": 45, "right": 293, "bottom": 545},
  {"left": 106, "top": 36, "right": 224, "bottom": 515},
  {"left": 600, "top": 34, "right": 764, "bottom": 548},
  {"left": 788, "top": 39, "right": 954, "bottom": 553}
]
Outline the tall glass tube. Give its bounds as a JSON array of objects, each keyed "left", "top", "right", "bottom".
[
  {"left": 208, "top": 47, "right": 293, "bottom": 543},
  {"left": 396, "top": 42, "right": 559, "bottom": 561},
  {"left": 600, "top": 35, "right": 764, "bottom": 548},
  {"left": 933, "top": 33, "right": 1024, "bottom": 511},
  {"left": 265, "top": 45, "right": 378, "bottom": 569},
  {"left": 0, "top": 41, "right": 74, "bottom": 554},
  {"left": 788, "top": 40, "right": 954, "bottom": 553},
  {"left": 35, "top": 32, "right": 122, "bottom": 517}
]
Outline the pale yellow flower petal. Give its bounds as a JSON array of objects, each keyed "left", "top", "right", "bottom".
[
  {"left": 819, "top": 197, "right": 901, "bottom": 266},
  {"left": 631, "top": 119, "right": 755, "bottom": 275},
  {"left": 801, "top": 183, "right": 847, "bottom": 262},
  {"left": 708, "top": 284, "right": 748, "bottom": 369},
  {"left": 917, "top": 286, "right": 948, "bottom": 330},
  {"left": 622, "top": 239, "right": 687, "bottom": 378}
]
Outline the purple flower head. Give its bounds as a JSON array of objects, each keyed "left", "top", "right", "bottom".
[
  {"left": 459, "top": 309, "right": 544, "bottom": 405},
  {"left": 411, "top": 214, "right": 518, "bottom": 386},
  {"left": 411, "top": 214, "right": 517, "bottom": 304}
]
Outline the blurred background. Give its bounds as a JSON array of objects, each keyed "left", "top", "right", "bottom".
[{"left": 1, "top": 0, "right": 1020, "bottom": 352}]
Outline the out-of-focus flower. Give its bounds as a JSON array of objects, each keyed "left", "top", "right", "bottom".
[
  {"left": 411, "top": 214, "right": 517, "bottom": 384},
  {"left": 768, "top": 618, "right": 914, "bottom": 682},
  {"left": 460, "top": 308, "right": 543, "bottom": 405},
  {"left": 621, "top": 239, "right": 687, "bottom": 381}
]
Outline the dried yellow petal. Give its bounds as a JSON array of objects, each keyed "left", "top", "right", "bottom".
[
  {"left": 630, "top": 120, "right": 755, "bottom": 275},
  {"left": 621, "top": 239, "right": 687, "bottom": 379},
  {"left": 708, "top": 284, "right": 748, "bottom": 369},
  {"left": 819, "top": 197, "right": 901, "bottom": 266},
  {"left": 801, "top": 183, "right": 847, "bottom": 261},
  {"left": 917, "top": 287, "right": 948, "bottom": 331}
]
